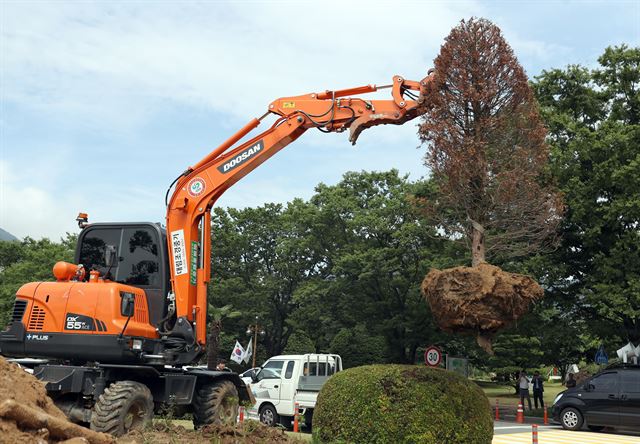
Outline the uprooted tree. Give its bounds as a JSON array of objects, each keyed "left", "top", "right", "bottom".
[{"left": 418, "top": 18, "right": 562, "bottom": 352}]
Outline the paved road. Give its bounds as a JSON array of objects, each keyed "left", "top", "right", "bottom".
[{"left": 493, "top": 421, "right": 640, "bottom": 443}]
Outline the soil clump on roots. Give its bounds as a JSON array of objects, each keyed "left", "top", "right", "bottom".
[{"left": 422, "top": 263, "right": 543, "bottom": 353}]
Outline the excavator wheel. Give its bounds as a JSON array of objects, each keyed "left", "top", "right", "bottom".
[
  {"left": 192, "top": 380, "right": 239, "bottom": 429},
  {"left": 90, "top": 380, "right": 154, "bottom": 436}
]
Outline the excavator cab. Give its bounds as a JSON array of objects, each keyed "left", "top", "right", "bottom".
[{"left": 75, "top": 222, "right": 171, "bottom": 326}]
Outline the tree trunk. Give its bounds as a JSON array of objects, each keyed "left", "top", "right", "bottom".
[
  {"left": 207, "top": 321, "right": 221, "bottom": 370},
  {"left": 470, "top": 219, "right": 486, "bottom": 267}
]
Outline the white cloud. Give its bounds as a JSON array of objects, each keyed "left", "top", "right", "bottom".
[
  {"left": 2, "top": 1, "right": 484, "bottom": 126},
  {"left": 3, "top": 1, "right": 611, "bottom": 239}
]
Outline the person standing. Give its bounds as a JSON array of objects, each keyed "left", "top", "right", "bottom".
[
  {"left": 532, "top": 371, "right": 544, "bottom": 409},
  {"left": 518, "top": 370, "right": 532, "bottom": 410},
  {"left": 565, "top": 373, "right": 577, "bottom": 388}
]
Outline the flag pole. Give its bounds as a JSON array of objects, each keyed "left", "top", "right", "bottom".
[{"left": 253, "top": 324, "right": 258, "bottom": 368}]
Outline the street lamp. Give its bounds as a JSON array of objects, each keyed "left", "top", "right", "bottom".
[{"left": 246, "top": 316, "right": 265, "bottom": 368}]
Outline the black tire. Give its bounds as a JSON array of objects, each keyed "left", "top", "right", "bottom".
[
  {"left": 588, "top": 425, "right": 605, "bottom": 432},
  {"left": 560, "top": 407, "right": 584, "bottom": 431},
  {"left": 192, "top": 380, "right": 239, "bottom": 429},
  {"left": 259, "top": 404, "right": 279, "bottom": 427},
  {"left": 90, "top": 381, "right": 154, "bottom": 437}
]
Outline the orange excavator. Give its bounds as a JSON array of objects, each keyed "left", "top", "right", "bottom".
[{"left": 0, "top": 70, "right": 434, "bottom": 435}]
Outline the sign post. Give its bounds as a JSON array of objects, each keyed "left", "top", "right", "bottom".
[
  {"left": 424, "top": 345, "right": 442, "bottom": 367},
  {"left": 446, "top": 356, "right": 469, "bottom": 378},
  {"left": 595, "top": 344, "right": 608, "bottom": 365}
]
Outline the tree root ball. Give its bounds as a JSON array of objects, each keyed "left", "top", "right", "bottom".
[
  {"left": 313, "top": 365, "right": 493, "bottom": 444},
  {"left": 421, "top": 263, "right": 543, "bottom": 353}
]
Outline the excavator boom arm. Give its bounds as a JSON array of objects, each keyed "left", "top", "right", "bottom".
[{"left": 165, "top": 71, "right": 434, "bottom": 347}]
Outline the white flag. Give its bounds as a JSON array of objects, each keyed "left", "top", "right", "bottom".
[
  {"left": 242, "top": 339, "right": 253, "bottom": 364},
  {"left": 230, "top": 340, "right": 245, "bottom": 364}
]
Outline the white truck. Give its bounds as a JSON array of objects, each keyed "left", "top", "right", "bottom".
[{"left": 247, "top": 353, "right": 342, "bottom": 428}]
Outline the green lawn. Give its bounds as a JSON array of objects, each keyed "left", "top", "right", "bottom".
[
  {"left": 285, "top": 431, "right": 312, "bottom": 442},
  {"left": 476, "top": 380, "right": 565, "bottom": 414}
]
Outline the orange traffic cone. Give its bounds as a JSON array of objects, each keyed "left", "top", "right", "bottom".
[
  {"left": 293, "top": 402, "right": 299, "bottom": 432},
  {"left": 239, "top": 406, "right": 244, "bottom": 422},
  {"left": 516, "top": 403, "right": 524, "bottom": 423},
  {"left": 495, "top": 399, "right": 500, "bottom": 420},
  {"left": 543, "top": 406, "right": 548, "bottom": 425},
  {"left": 532, "top": 424, "right": 538, "bottom": 444}
]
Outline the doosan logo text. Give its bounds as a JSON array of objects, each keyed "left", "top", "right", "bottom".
[{"left": 218, "top": 141, "right": 264, "bottom": 173}]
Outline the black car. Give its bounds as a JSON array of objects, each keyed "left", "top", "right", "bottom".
[{"left": 552, "top": 364, "right": 640, "bottom": 431}]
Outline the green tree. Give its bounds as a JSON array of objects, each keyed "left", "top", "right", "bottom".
[
  {"left": 329, "top": 325, "right": 387, "bottom": 368},
  {"left": 206, "top": 304, "right": 241, "bottom": 370},
  {"left": 283, "top": 330, "right": 315, "bottom": 354},
  {"left": 533, "top": 45, "right": 640, "bottom": 343},
  {"left": 209, "top": 201, "right": 324, "bottom": 357},
  {"left": 209, "top": 170, "right": 461, "bottom": 364},
  {"left": 306, "top": 170, "right": 460, "bottom": 363},
  {"left": 0, "top": 235, "right": 76, "bottom": 327}
]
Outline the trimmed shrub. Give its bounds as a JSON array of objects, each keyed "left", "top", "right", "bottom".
[{"left": 313, "top": 364, "right": 493, "bottom": 444}]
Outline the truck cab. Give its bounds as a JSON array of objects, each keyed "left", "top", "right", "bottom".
[{"left": 247, "top": 353, "right": 342, "bottom": 428}]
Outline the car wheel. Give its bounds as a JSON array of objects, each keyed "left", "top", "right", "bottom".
[
  {"left": 560, "top": 407, "right": 583, "bottom": 431},
  {"left": 259, "top": 404, "right": 278, "bottom": 427},
  {"left": 587, "top": 425, "right": 605, "bottom": 432}
]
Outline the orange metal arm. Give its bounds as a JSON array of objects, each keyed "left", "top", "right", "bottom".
[{"left": 165, "top": 71, "right": 434, "bottom": 346}]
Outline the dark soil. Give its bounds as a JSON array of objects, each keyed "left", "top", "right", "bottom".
[
  {"left": 422, "top": 263, "right": 543, "bottom": 353},
  {"left": 119, "top": 420, "right": 303, "bottom": 444},
  {"left": 0, "top": 356, "right": 301, "bottom": 444}
]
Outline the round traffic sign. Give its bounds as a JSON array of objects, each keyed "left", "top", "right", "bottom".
[{"left": 424, "top": 345, "right": 442, "bottom": 367}]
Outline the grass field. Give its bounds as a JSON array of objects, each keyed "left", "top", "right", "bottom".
[{"left": 476, "top": 380, "right": 566, "bottom": 416}]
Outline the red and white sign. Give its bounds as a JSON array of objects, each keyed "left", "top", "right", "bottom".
[{"left": 424, "top": 345, "right": 442, "bottom": 367}]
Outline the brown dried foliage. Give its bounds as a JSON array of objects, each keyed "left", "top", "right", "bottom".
[{"left": 418, "top": 18, "right": 563, "bottom": 265}]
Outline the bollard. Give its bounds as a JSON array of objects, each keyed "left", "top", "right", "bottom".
[
  {"left": 516, "top": 402, "right": 524, "bottom": 424},
  {"left": 239, "top": 405, "right": 244, "bottom": 422},
  {"left": 543, "top": 406, "right": 548, "bottom": 425},
  {"left": 293, "top": 402, "right": 299, "bottom": 432},
  {"left": 532, "top": 424, "right": 538, "bottom": 444},
  {"left": 495, "top": 399, "right": 500, "bottom": 421}
]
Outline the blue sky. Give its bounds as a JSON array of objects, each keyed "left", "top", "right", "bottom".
[{"left": 1, "top": 0, "right": 639, "bottom": 240}]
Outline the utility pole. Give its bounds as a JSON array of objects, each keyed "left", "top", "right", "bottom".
[{"left": 246, "top": 316, "right": 265, "bottom": 368}]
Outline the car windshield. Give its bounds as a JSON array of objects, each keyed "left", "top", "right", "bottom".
[{"left": 256, "top": 360, "right": 284, "bottom": 381}]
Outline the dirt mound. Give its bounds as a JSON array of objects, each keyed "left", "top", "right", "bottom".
[
  {"left": 0, "top": 356, "right": 66, "bottom": 443},
  {"left": 120, "top": 420, "right": 303, "bottom": 444},
  {"left": 422, "top": 263, "right": 543, "bottom": 353},
  {"left": 0, "top": 356, "right": 113, "bottom": 443}
]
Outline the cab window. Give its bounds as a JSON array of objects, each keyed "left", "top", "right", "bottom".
[
  {"left": 119, "top": 228, "right": 160, "bottom": 286},
  {"left": 303, "top": 362, "right": 335, "bottom": 376},
  {"left": 285, "top": 361, "right": 295, "bottom": 379},
  {"left": 589, "top": 372, "right": 618, "bottom": 392},
  {"left": 256, "top": 360, "right": 284, "bottom": 381},
  {"left": 79, "top": 228, "right": 122, "bottom": 277},
  {"left": 78, "top": 227, "right": 160, "bottom": 287},
  {"left": 621, "top": 372, "right": 640, "bottom": 393}
]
